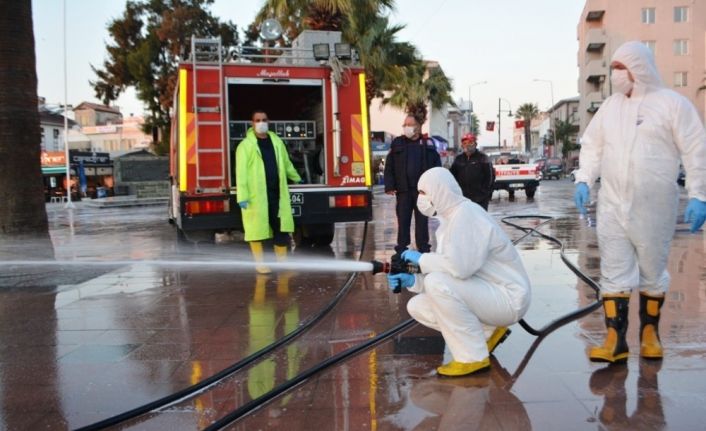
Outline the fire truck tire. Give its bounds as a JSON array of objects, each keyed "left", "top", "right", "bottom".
[
  {"left": 294, "top": 223, "right": 335, "bottom": 247},
  {"left": 525, "top": 187, "right": 536, "bottom": 199}
]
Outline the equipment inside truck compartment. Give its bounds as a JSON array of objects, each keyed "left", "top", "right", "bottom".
[{"left": 227, "top": 82, "right": 325, "bottom": 185}]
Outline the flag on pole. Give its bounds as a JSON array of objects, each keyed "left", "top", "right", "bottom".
[
  {"left": 485, "top": 121, "right": 495, "bottom": 131},
  {"left": 514, "top": 120, "right": 525, "bottom": 129}
]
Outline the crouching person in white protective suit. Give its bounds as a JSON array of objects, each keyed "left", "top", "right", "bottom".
[
  {"left": 574, "top": 41, "right": 706, "bottom": 363},
  {"left": 388, "top": 167, "right": 531, "bottom": 377}
]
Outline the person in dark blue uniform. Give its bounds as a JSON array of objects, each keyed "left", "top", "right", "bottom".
[
  {"left": 450, "top": 133, "right": 495, "bottom": 210},
  {"left": 384, "top": 115, "right": 441, "bottom": 254}
]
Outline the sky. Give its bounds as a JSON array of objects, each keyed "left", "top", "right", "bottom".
[{"left": 32, "top": 0, "right": 585, "bottom": 148}]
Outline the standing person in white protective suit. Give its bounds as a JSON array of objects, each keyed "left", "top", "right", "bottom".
[
  {"left": 574, "top": 41, "right": 706, "bottom": 363},
  {"left": 387, "top": 167, "right": 531, "bottom": 377}
]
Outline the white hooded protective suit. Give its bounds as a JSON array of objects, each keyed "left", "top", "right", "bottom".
[
  {"left": 575, "top": 41, "right": 706, "bottom": 295},
  {"left": 406, "top": 167, "right": 531, "bottom": 363}
]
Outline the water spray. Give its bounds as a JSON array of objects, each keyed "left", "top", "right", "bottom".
[{"left": 370, "top": 253, "right": 420, "bottom": 293}]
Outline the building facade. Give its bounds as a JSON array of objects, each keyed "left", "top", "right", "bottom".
[{"left": 578, "top": 0, "right": 706, "bottom": 133}]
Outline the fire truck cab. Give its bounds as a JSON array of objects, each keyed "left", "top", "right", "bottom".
[{"left": 169, "top": 32, "right": 373, "bottom": 245}]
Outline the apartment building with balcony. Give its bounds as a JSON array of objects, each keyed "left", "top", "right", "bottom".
[{"left": 577, "top": 0, "right": 706, "bottom": 134}]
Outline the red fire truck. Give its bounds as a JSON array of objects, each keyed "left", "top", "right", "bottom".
[{"left": 169, "top": 33, "right": 373, "bottom": 245}]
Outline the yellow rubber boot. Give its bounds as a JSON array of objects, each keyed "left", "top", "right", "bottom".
[
  {"left": 486, "top": 327, "right": 511, "bottom": 354},
  {"left": 639, "top": 292, "right": 665, "bottom": 359},
  {"left": 253, "top": 274, "right": 269, "bottom": 305},
  {"left": 437, "top": 357, "right": 491, "bottom": 377},
  {"left": 249, "top": 241, "right": 271, "bottom": 274},
  {"left": 274, "top": 245, "right": 288, "bottom": 262},
  {"left": 589, "top": 294, "right": 630, "bottom": 363}
]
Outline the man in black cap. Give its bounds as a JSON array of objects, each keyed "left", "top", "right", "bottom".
[{"left": 450, "top": 133, "right": 495, "bottom": 210}]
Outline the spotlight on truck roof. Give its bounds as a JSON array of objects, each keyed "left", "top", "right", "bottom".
[
  {"left": 313, "top": 43, "right": 330, "bottom": 61},
  {"left": 334, "top": 43, "right": 351, "bottom": 60}
]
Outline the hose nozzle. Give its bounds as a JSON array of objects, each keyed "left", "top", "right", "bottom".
[
  {"left": 371, "top": 260, "right": 390, "bottom": 275},
  {"left": 370, "top": 254, "right": 421, "bottom": 294}
]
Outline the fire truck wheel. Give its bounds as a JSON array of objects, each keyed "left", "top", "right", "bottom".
[
  {"left": 525, "top": 187, "right": 536, "bottom": 199},
  {"left": 294, "top": 223, "right": 335, "bottom": 247}
]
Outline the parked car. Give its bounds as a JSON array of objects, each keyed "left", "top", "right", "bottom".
[{"left": 543, "top": 157, "right": 564, "bottom": 180}]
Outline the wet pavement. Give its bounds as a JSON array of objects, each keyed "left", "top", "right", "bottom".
[{"left": 0, "top": 180, "right": 704, "bottom": 430}]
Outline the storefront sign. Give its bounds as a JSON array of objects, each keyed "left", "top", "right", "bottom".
[
  {"left": 70, "top": 151, "right": 111, "bottom": 165},
  {"left": 40, "top": 151, "right": 66, "bottom": 167}
]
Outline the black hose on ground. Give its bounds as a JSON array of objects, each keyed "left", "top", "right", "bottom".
[
  {"left": 502, "top": 215, "right": 602, "bottom": 337},
  {"left": 204, "top": 318, "right": 418, "bottom": 430},
  {"left": 74, "top": 222, "right": 369, "bottom": 431}
]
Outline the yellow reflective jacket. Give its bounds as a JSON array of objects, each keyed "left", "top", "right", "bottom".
[{"left": 236, "top": 129, "right": 301, "bottom": 241}]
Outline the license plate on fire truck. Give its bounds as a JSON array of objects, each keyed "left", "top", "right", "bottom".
[
  {"left": 509, "top": 183, "right": 524, "bottom": 188},
  {"left": 290, "top": 193, "right": 304, "bottom": 204}
]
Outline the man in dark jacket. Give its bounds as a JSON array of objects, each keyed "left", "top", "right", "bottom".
[
  {"left": 450, "top": 133, "right": 495, "bottom": 210},
  {"left": 384, "top": 115, "right": 442, "bottom": 254}
]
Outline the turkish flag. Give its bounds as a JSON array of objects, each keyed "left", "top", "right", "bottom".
[
  {"left": 485, "top": 121, "right": 495, "bottom": 131},
  {"left": 515, "top": 120, "right": 525, "bottom": 129}
]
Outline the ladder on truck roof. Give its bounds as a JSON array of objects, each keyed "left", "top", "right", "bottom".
[{"left": 190, "top": 36, "right": 226, "bottom": 193}]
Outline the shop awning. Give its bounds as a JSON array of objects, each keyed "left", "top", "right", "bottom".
[{"left": 42, "top": 166, "right": 68, "bottom": 174}]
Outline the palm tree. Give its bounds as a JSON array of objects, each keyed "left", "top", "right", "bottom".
[
  {"left": 0, "top": 0, "right": 52, "bottom": 251},
  {"left": 347, "top": 15, "right": 416, "bottom": 108},
  {"left": 251, "top": 1, "right": 428, "bottom": 117},
  {"left": 252, "top": 0, "right": 394, "bottom": 39},
  {"left": 554, "top": 118, "right": 577, "bottom": 161},
  {"left": 384, "top": 61, "right": 455, "bottom": 125},
  {"left": 515, "top": 103, "right": 539, "bottom": 154},
  {"left": 470, "top": 113, "right": 480, "bottom": 135}
]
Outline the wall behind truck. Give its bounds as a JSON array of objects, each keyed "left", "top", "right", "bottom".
[{"left": 114, "top": 150, "right": 169, "bottom": 197}]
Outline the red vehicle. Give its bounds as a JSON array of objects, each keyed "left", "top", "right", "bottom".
[{"left": 169, "top": 34, "right": 373, "bottom": 245}]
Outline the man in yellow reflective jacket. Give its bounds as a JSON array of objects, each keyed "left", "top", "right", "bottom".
[{"left": 236, "top": 111, "right": 301, "bottom": 273}]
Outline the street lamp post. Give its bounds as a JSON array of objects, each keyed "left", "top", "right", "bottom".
[
  {"left": 468, "top": 80, "right": 487, "bottom": 135},
  {"left": 498, "top": 98, "right": 512, "bottom": 150},
  {"left": 534, "top": 79, "right": 554, "bottom": 157},
  {"left": 63, "top": 0, "right": 74, "bottom": 209}
]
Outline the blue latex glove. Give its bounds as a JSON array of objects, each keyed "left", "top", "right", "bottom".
[
  {"left": 238, "top": 201, "right": 248, "bottom": 209},
  {"left": 684, "top": 198, "right": 706, "bottom": 233},
  {"left": 401, "top": 249, "right": 422, "bottom": 265},
  {"left": 387, "top": 273, "right": 415, "bottom": 291},
  {"left": 574, "top": 182, "right": 590, "bottom": 215}
]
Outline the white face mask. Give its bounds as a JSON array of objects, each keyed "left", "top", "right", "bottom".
[
  {"left": 254, "top": 121, "right": 269, "bottom": 134},
  {"left": 611, "top": 69, "right": 634, "bottom": 95},
  {"left": 417, "top": 194, "right": 436, "bottom": 217},
  {"left": 403, "top": 126, "right": 416, "bottom": 139}
]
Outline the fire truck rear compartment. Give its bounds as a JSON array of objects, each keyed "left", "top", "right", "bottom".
[{"left": 227, "top": 82, "right": 325, "bottom": 186}]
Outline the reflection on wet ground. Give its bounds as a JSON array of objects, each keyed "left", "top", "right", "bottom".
[{"left": 0, "top": 181, "right": 704, "bottom": 430}]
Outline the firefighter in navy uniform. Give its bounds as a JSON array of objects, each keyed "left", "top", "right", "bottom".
[
  {"left": 450, "top": 133, "right": 495, "bottom": 210},
  {"left": 384, "top": 115, "right": 441, "bottom": 254}
]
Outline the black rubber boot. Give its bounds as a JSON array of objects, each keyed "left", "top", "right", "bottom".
[{"left": 589, "top": 294, "right": 630, "bottom": 363}]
